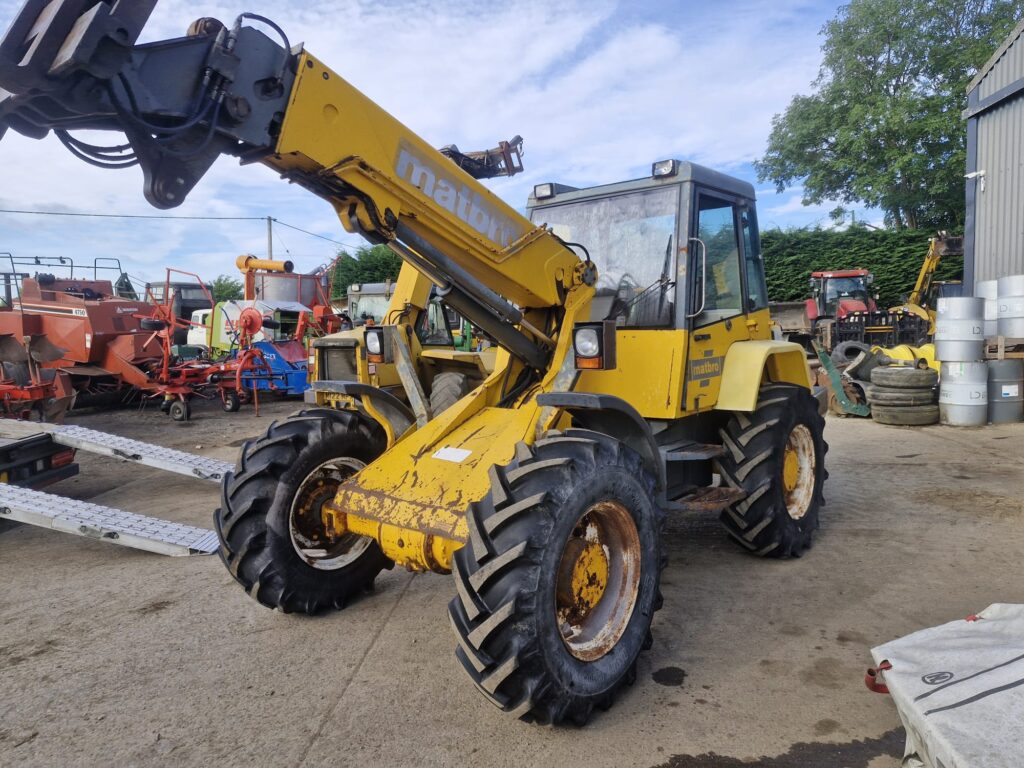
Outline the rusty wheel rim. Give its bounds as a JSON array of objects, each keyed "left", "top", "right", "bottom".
[
  {"left": 782, "top": 424, "right": 815, "bottom": 520},
  {"left": 289, "top": 457, "right": 371, "bottom": 570},
  {"left": 555, "top": 500, "right": 641, "bottom": 662}
]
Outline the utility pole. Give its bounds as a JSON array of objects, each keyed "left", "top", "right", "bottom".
[{"left": 267, "top": 216, "right": 273, "bottom": 259}]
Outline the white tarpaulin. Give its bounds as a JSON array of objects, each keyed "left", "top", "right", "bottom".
[{"left": 871, "top": 603, "right": 1024, "bottom": 768}]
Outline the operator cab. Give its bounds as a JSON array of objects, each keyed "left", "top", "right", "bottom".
[
  {"left": 808, "top": 270, "right": 876, "bottom": 319},
  {"left": 527, "top": 160, "right": 768, "bottom": 331}
]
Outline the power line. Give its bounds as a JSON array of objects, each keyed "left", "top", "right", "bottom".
[
  {"left": 270, "top": 218, "right": 355, "bottom": 251},
  {"left": 0, "top": 206, "right": 360, "bottom": 252},
  {"left": 0, "top": 207, "right": 261, "bottom": 221}
]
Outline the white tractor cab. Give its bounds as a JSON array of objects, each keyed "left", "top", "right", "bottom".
[
  {"left": 187, "top": 300, "right": 309, "bottom": 355},
  {"left": 345, "top": 281, "right": 394, "bottom": 326}
]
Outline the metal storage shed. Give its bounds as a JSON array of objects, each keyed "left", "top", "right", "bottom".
[{"left": 965, "top": 18, "right": 1024, "bottom": 289}]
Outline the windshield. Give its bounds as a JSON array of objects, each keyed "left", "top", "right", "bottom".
[
  {"left": 824, "top": 277, "right": 868, "bottom": 302},
  {"left": 532, "top": 186, "right": 679, "bottom": 326},
  {"left": 349, "top": 295, "right": 391, "bottom": 324}
]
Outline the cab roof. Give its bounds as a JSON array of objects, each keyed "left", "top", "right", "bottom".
[
  {"left": 527, "top": 160, "right": 756, "bottom": 209},
  {"left": 811, "top": 269, "right": 870, "bottom": 278}
]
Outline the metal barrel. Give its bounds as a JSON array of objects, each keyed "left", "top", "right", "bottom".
[
  {"left": 996, "top": 275, "right": 1024, "bottom": 339},
  {"left": 975, "top": 279, "right": 998, "bottom": 339},
  {"left": 988, "top": 359, "right": 1024, "bottom": 424},
  {"left": 934, "top": 297, "right": 985, "bottom": 362},
  {"left": 940, "top": 361, "right": 989, "bottom": 426}
]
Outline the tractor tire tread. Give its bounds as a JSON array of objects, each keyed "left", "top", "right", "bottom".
[
  {"left": 215, "top": 408, "right": 389, "bottom": 614},
  {"left": 448, "top": 431, "right": 664, "bottom": 725},
  {"left": 429, "top": 372, "right": 471, "bottom": 417},
  {"left": 716, "top": 385, "right": 828, "bottom": 558}
]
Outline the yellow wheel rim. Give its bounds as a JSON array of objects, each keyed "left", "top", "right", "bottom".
[
  {"left": 555, "top": 500, "right": 640, "bottom": 662},
  {"left": 783, "top": 446, "right": 800, "bottom": 493},
  {"left": 567, "top": 540, "right": 610, "bottom": 612},
  {"left": 781, "top": 424, "right": 816, "bottom": 520}
]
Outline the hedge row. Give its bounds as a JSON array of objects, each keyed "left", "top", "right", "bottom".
[{"left": 760, "top": 229, "right": 964, "bottom": 306}]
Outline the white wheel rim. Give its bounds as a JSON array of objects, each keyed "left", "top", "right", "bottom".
[
  {"left": 782, "top": 424, "right": 816, "bottom": 520},
  {"left": 289, "top": 457, "right": 372, "bottom": 570}
]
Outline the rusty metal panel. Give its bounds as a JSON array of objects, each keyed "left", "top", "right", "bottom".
[{"left": 974, "top": 94, "right": 1024, "bottom": 283}]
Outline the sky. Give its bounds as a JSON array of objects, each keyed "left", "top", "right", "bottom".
[{"left": 0, "top": 0, "right": 861, "bottom": 287}]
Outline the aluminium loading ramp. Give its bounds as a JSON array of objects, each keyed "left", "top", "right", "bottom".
[
  {"left": 0, "top": 420, "right": 233, "bottom": 482},
  {"left": 0, "top": 483, "right": 220, "bottom": 556},
  {"left": 0, "top": 420, "right": 232, "bottom": 556}
]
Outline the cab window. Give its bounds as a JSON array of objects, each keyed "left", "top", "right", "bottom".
[
  {"left": 416, "top": 300, "right": 454, "bottom": 346},
  {"left": 741, "top": 209, "right": 768, "bottom": 311},
  {"left": 693, "top": 195, "right": 742, "bottom": 326}
]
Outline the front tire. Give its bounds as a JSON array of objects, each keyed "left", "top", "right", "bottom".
[
  {"left": 429, "top": 371, "right": 471, "bottom": 416},
  {"left": 448, "top": 430, "right": 664, "bottom": 725},
  {"left": 215, "top": 408, "right": 391, "bottom": 614},
  {"left": 717, "top": 384, "right": 828, "bottom": 557}
]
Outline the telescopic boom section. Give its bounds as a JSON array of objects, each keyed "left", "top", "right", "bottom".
[{"left": 0, "top": 1, "right": 588, "bottom": 370}]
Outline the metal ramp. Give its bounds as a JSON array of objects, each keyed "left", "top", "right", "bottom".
[
  {"left": 0, "top": 421, "right": 231, "bottom": 556},
  {"left": 0, "top": 483, "right": 220, "bottom": 556},
  {"left": 0, "top": 420, "right": 233, "bottom": 482}
]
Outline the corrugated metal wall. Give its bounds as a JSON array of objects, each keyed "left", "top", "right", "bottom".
[
  {"left": 978, "top": 29, "right": 1024, "bottom": 98},
  {"left": 974, "top": 97, "right": 1024, "bottom": 283},
  {"left": 972, "top": 28, "right": 1024, "bottom": 285}
]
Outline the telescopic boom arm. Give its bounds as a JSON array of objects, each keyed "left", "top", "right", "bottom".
[{"left": 0, "top": 1, "right": 592, "bottom": 370}]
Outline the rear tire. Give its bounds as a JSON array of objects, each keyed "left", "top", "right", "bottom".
[
  {"left": 716, "top": 384, "right": 828, "bottom": 557},
  {"left": 215, "top": 408, "right": 391, "bottom": 614},
  {"left": 448, "top": 430, "right": 664, "bottom": 725},
  {"left": 429, "top": 371, "right": 471, "bottom": 416}
]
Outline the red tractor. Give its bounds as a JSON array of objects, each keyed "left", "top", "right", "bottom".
[
  {"left": 805, "top": 269, "right": 877, "bottom": 322},
  {"left": 772, "top": 268, "right": 927, "bottom": 360}
]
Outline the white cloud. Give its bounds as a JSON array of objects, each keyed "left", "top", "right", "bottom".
[{"left": 0, "top": 0, "right": 838, "bottom": 283}]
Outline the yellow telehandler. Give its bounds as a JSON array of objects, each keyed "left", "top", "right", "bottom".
[{"left": 0, "top": 1, "right": 827, "bottom": 724}]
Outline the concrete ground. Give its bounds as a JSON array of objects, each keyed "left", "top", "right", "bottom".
[{"left": 1, "top": 399, "right": 1021, "bottom": 768}]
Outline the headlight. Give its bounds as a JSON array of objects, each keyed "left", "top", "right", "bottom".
[
  {"left": 533, "top": 183, "right": 554, "bottom": 199},
  {"left": 652, "top": 159, "right": 678, "bottom": 178},
  {"left": 572, "top": 321, "right": 616, "bottom": 370},
  {"left": 574, "top": 327, "right": 601, "bottom": 358},
  {"left": 365, "top": 329, "right": 382, "bottom": 356}
]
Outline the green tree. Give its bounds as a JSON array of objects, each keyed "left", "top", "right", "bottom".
[
  {"left": 330, "top": 244, "right": 404, "bottom": 299},
  {"left": 210, "top": 274, "right": 244, "bottom": 302},
  {"left": 756, "top": 0, "right": 1022, "bottom": 230}
]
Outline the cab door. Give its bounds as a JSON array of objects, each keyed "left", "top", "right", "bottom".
[{"left": 683, "top": 189, "right": 756, "bottom": 412}]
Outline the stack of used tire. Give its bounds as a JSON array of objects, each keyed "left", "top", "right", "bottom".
[
  {"left": 867, "top": 366, "right": 939, "bottom": 426},
  {"left": 830, "top": 341, "right": 872, "bottom": 367}
]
